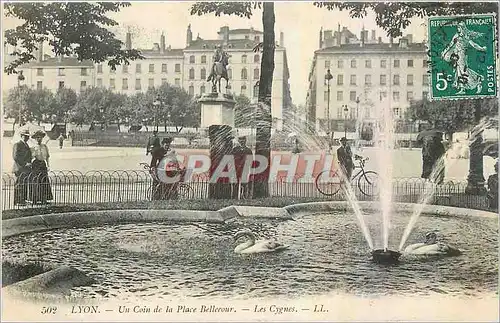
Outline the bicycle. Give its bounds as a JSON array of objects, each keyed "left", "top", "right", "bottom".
[
  {"left": 315, "top": 155, "right": 379, "bottom": 197},
  {"left": 139, "top": 162, "right": 194, "bottom": 200}
]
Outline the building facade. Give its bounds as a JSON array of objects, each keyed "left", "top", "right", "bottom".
[
  {"left": 306, "top": 26, "right": 428, "bottom": 133},
  {"left": 7, "top": 26, "right": 291, "bottom": 130}
]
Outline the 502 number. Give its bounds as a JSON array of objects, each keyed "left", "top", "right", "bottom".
[{"left": 41, "top": 306, "right": 57, "bottom": 314}]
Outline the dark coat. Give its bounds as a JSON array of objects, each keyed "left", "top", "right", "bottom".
[
  {"left": 146, "top": 136, "right": 161, "bottom": 154},
  {"left": 12, "top": 140, "right": 32, "bottom": 174},
  {"left": 337, "top": 145, "right": 353, "bottom": 168}
]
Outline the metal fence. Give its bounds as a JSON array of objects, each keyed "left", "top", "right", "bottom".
[{"left": 1, "top": 170, "right": 492, "bottom": 212}]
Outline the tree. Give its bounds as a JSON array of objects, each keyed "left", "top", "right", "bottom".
[
  {"left": 52, "top": 88, "right": 77, "bottom": 125},
  {"left": 71, "top": 87, "right": 116, "bottom": 127},
  {"left": 234, "top": 94, "right": 254, "bottom": 128},
  {"left": 3, "top": 2, "right": 143, "bottom": 75},
  {"left": 4, "top": 86, "right": 32, "bottom": 128},
  {"left": 314, "top": 1, "right": 499, "bottom": 194},
  {"left": 191, "top": 2, "right": 275, "bottom": 198}
]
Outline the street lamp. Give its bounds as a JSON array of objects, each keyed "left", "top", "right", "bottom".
[
  {"left": 99, "top": 107, "right": 104, "bottom": 130},
  {"left": 153, "top": 96, "right": 161, "bottom": 132},
  {"left": 343, "top": 105, "right": 349, "bottom": 138},
  {"left": 17, "top": 71, "right": 25, "bottom": 126},
  {"left": 325, "top": 69, "right": 333, "bottom": 148},
  {"left": 355, "top": 97, "right": 360, "bottom": 119}
]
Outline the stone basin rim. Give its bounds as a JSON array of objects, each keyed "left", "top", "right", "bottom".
[{"left": 2, "top": 202, "right": 496, "bottom": 238}]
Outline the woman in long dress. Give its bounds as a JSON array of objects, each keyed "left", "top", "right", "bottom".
[{"left": 30, "top": 131, "right": 53, "bottom": 204}]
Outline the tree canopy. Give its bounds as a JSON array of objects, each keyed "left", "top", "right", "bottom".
[{"left": 4, "top": 2, "right": 143, "bottom": 74}]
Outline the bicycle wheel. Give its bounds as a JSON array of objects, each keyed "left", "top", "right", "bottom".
[
  {"left": 315, "top": 170, "right": 342, "bottom": 196},
  {"left": 177, "top": 183, "right": 194, "bottom": 199},
  {"left": 357, "top": 171, "right": 379, "bottom": 196}
]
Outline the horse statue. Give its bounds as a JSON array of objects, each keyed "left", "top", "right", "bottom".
[{"left": 207, "top": 45, "right": 230, "bottom": 93}]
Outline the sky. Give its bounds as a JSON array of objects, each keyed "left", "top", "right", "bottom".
[{"left": 2, "top": 1, "right": 428, "bottom": 105}]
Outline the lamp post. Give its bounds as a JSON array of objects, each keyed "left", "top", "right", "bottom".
[
  {"left": 325, "top": 69, "right": 333, "bottom": 146},
  {"left": 153, "top": 96, "right": 161, "bottom": 132},
  {"left": 343, "top": 105, "right": 349, "bottom": 138},
  {"left": 17, "top": 71, "right": 25, "bottom": 126},
  {"left": 99, "top": 107, "right": 104, "bottom": 131}
]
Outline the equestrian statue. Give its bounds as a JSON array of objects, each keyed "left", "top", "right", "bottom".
[{"left": 207, "top": 45, "right": 230, "bottom": 93}]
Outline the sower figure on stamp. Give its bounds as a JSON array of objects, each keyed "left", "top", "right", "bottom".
[
  {"left": 207, "top": 45, "right": 230, "bottom": 93},
  {"left": 12, "top": 130, "right": 32, "bottom": 206}
]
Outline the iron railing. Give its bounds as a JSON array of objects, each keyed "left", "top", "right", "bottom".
[{"left": 1, "top": 170, "right": 492, "bottom": 212}]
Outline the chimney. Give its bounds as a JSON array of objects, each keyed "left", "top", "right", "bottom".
[
  {"left": 280, "top": 32, "right": 284, "bottom": 47},
  {"left": 378, "top": 36, "right": 382, "bottom": 44},
  {"left": 364, "top": 30, "right": 369, "bottom": 42},
  {"left": 160, "top": 33, "right": 166, "bottom": 53},
  {"left": 319, "top": 27, "right": 323, "bottom": 48},
  {"left": 56, "top": 54, "right": 62, "bottom": 63},
  {"left": 126, "top": 32, "right": 132, "bottom": 50},
  {"left": 389, "top": 36, "right": 393, "bottom": 48},
  {"left": 337, "top": 24, "right": 341, "bottom": 46},
  {"left": 406, "top": 34, "right": 413, "bottom": 44},
  {"left": 360, "top": 28, "right": 365, "bottom": 47},
  {"left": 399, "top": 37, "right": 408, "bottom": 48},
  {"left": 371, "top": 30, "right": 376, "bottom": 40},
  {"left": 186, "top": 24, "right": 193, "bottom": 46},
  {"left": 219, "top": 26, "right": 229, "bottom": 44},
  {"left": 37, "top": 41, "right": 43, "bottom": 61},
  {"left": 153, "top": 43, "right": 160, "bottom": 51}
]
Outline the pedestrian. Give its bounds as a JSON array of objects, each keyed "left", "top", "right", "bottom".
[
  {"left": 57, "top": 133, "right": 65, "bottom": 149},
  {"left": 337, "top": 137, "right": 354, "bottom": 181},
  {"left": 12, "top": 129, "right": 32, "bottom": 206},
  {"left": 146, "top": 130, "right": 161, "bottom": 168},
  {"left": 487, "top": 160, "right": 498, "bottom": 211},
  {"left": 157, "top": 137, "right": 180, "bottom": 199},
  {"left": 30, "top": 131, "right": 53, "bottom": 204},
  {"left": 232, "top": 136, "right": 253, "bottom": 199}
]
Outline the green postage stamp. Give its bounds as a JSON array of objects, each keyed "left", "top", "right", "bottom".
[{"left": 427, "top": 14, "right": 497, "bottom": 100}]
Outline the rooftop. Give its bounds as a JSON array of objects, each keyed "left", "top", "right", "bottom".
[
  {"left": 227, "top": 28, "right": 263, "bottom": 34},
  {"left": 23, "top": 57, "right": 94, "bottom": 68},
  {"left": 138, "top": 48, "right": 184, "bottom": 57},
  {"left": 185, "top": 38, "right": 260, "bottom": 51},
  {"left": 315, "top": 42, "right": 426, "bottom": 54}
]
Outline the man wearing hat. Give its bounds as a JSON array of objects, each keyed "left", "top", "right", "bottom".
[
  {"left": 12, "top": 129, "right": 33, "bottom": 205},
  {"left": 337, "top": 137, "right": 354, "bottom": 181},
  {"left": 146, "top": 130, "right": 161, "bottom": 167}
]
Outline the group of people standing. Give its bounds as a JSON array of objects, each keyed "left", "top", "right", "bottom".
[{"left": 13, "top": 130, "right": 53, "bottom": 206}]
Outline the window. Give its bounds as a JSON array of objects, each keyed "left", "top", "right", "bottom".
[
  {"left": 58, "top": 68, "right": 65, "bottom": 76},
  {"left": 393, "top": 108, "right": 400, "bottom": 118},
  {"left": 394, "top": 59, "right": 400, "bottom": 68},
  {"left": 393, "top": 91, "right": 400, "bottom": 101},
  {"left": 189, "top": 85, "right": 194, "bottom": 96},
  {"left": 97, "top": 65, "right": 103, "bottom": 74},
  {"left": 380, "top": 60, "right": 387, "bottom": 68},
  {"left": 123, "top": 65, "right": 128, "bottom": 73},
  {"left": 393, "top": 74, "right": 400, "bottom": 85},
  {"left": 242, "top": 54, "right": 247, "bottom": 64},
  {"left": 227, "top": 68, "right": 232, "bottom": 79},
  {"left": 201, "top": 55, "right": 207, "bottom": 64},
  {"left": 80, "top": 81, "right": 87, "bottom": 90},
  {"left": 96, "top": 79, "right": 103, "bottom": 87},
  {"left": 337, "top": 109, "right": 342, "bottom": 119},
  {"left": 135, "top": 78, "right": 141, "bottom": 90},
  {"left": 350, "top": 59, "right": 356, "bottom": 68},
  {"left": 380, "top": 91, "right": 387, "bottom": 100},
  {"left": 253, "top": 68, "right": 259, "bottom": 79},
  {"left": 350, "top": 75, "right": 356, "bottom": 85},
  {"left": 325, "top": 60, "right": 330, "bottom": 68},
  {"left": 407, "top": 91, "right": 414, "bottom": 101},
  {"left": 136, "top": 64, "right": 142, "bottom": 73},
  {"left": 241, "top": 84, "right": 247, "bottom": 95},
  {"left": 189, "top": 68, "right": 195, "bottom": 80},
  {"left": 81, "top": 68, "right": 88, "bottom": 76},
  {"left": 337, "top": 91, "right": 343, "bottom": 101},
  {"left": 337, "top": 74, "right": 344, "bottom": 85},
  {"left": 161, "top": 64, "right": 167, "bottom": 73},
  {"left": 407, "top": 59, "right": 414, "bottom": 67},
  {"left": 407, "top": 74, "right": 414, "bottom": 85},
  {"left": 245, "top": 35, "right": 249, "bottom": 39},
  {"left": 380, "top": 74, "right": 387, "bottom": 85},
  {"left": 201, "top": 68, "right": 206, "bottom": 80},
  {"left": 37, "top": 68, "right": 43, "bottom": 76},
  {"left": 161, "top": 78, "right": 167, "bottom": 85},
  {"left": 365, "top": 75, "right": 371, "bottom": 85},
  {"left": 423, "top": 59, "right": 428, "bottom": 68},
  {"left": 59, "top": 81, "right": 65, "bottom": 89},
  {"left": 200, "top": 85, "right": 206, "bottom": 94},
  {"left": 422, "top": 91, "right": 428, "bottom": 100},
  {"left": 350, "top": 91, "right": 357, "bottom": 101},
  {"left": 337, "top": 60, "right": 343, "bottom": 68},
  {"left": 253, "top": 84, "right": 259, "bottom": 98},
  {"left": 37, "top": 81, "right": 43, "bottom": 90},
  {"left": 324, "top": 91, "right": 329, "bottom": 102},
  {"left": 175, "top": 64, "right": 181, "bottom": 73},
  {"left": 122, "top": 78, "right": 128, "bottom": 90},
  {"left": 175, "top": 78, "right": 180, "bottom": 86},
  {"left": 365, "top": 60, "right": 371, "bottom": 68},
  {"left": 189, "top": 55, "right": 195, "bottom": 64},
  {"left": 149, "top": 64, "right": 155, "bottom": 73},
  {"left": 254, "top": 54, "right": 260, "bottom": 63},
  {"left": 423, "top": 74, "right": 429, "bottom": 86},
  {"left": 148, "top": 78, "right": 154, "bottom": 88},
  {"left": 255, "top": 36, "right": 260, "bottom": 42},
  {"left": 241, "top": 68, "right": 248, "bottom": 80},
  {"left": 110, "top": 78, "right": 115, "bottom": 89}
]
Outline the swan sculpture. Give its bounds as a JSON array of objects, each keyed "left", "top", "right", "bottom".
[
  {"left": 403, "top": 232, "right": 461, "bottom": 256},
  {"left": 233, "top": 230, "right": 289, "bottom": 254}
]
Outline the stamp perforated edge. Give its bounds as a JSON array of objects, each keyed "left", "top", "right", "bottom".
[{"left": 425, "top": 12, "right": 499, "bottom": 101}]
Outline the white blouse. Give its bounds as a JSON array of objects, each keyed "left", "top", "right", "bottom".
[{"left": 31, "top": 144, "right": 50, "bottom": 162}]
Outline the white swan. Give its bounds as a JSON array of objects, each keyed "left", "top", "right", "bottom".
[
  {"left": 233, "top": 230, "right": 289, "bottom": 254},
  {"left": 403, "top": 232, "right": 461, "bottom": 256}
]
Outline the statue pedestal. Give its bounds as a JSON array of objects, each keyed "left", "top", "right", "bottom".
[{"left": 199, "top": 92, "right": 236, "bottom": 128}]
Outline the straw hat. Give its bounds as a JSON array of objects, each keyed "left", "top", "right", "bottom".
[{"left": 31, "top": 130, "right": 46, "bottom": 139}]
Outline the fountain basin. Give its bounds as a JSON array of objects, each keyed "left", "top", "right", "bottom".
[{"left": 371, "top": 249, "right": 402, "bottom": 264}]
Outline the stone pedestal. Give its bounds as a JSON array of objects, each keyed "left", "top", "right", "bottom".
[{"left": 199, "top": 93, "right": 236, "bottom": 128}]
